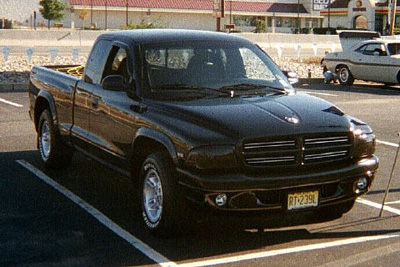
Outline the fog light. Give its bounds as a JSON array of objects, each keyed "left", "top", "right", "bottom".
[
  {"left": 355, "top": 177, "right": 368, "bottom": 194},
  {"left": 215, "top": 194, "right": 227, "bottom": 207}
]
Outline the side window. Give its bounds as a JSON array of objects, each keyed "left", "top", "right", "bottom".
[
  {"left": 355, "top": 45, "right": 367, "bottom": 54},
  {"left": 361, "top": 43, "right": 385, "bottom": 56},
  {"left": 103, "top": 46, "right": 129, "bottom": 79},
  {"left": 85, "top": 39, "right": 112, "bottom": 84}
]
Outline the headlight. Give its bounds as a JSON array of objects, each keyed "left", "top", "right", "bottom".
[
  {"left": 186, "top": 145, "right": 238, "bottom": 170},
  {"left": 350, "top": 120, "right": 376, "bottom": 158}
]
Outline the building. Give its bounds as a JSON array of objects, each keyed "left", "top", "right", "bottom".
[
  {"left": 1, "top": 0, "right": 324, "bottom": 33},
  {"left": 320, "top": 0, "right": 400, "bottom": 34}
]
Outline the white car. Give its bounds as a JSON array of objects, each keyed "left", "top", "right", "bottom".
[{"left": 324, "top": 38, "right": 400, "bottom": 85}]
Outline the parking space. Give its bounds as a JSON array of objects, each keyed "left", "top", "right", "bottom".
[{"left": 1, "top": 84, "right": 400, "bottom": 266}]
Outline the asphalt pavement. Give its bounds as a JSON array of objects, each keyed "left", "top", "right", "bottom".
[{"left": 1, "top": 83, "right": 400, "bottom": 266}]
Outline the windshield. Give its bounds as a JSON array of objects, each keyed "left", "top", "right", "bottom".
[{"left": 141, "top": 40, "right": 294, "bottom": 100}]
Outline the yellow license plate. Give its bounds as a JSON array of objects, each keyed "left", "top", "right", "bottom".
[{"left": 287, "top": 191, "right": 319, "bottom": 211}]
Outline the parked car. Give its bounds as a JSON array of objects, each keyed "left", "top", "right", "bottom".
[
  {"left": 324, "top": 38, "right": 400, "bottom": 85},
  {"left": 29, "top": 29, "right": 378, "bottom": 234}
]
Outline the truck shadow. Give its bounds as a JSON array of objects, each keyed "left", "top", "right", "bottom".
[{"left": 7, "top": 150, "right": 400, "bottom": 265}]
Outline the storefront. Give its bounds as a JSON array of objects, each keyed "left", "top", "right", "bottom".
[{"left": 320, "top": 0, "right": 400, "bottom": 34}]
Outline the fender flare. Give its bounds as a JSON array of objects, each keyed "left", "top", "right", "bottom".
[
  {"left": 134, "top": 127, "right": 179, "bottom": 166},
  {"left": 35, "top": 90, "right": 58, "bottom": 128}
]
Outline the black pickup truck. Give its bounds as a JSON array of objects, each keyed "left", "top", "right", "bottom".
[{"left": 29, "top": 29, "right": 378, "bottom": 234}]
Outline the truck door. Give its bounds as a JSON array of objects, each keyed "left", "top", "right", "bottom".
[
  {"left": 87, "top": 44, "right": 140, "bottom": 170},
  {"left": 71, "top": 39, "right": 111, "bottom": 149}
]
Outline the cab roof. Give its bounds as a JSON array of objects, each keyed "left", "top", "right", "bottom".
[{"left": 97, "top": 29, "right": 253, "bottom": 45}]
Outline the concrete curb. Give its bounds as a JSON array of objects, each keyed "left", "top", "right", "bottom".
[
  {"left": 0, "top": 83, "right": 29, "bottom": 92},
  {"left": 298, "top": 78, "right": 324, "bottom": 85}
]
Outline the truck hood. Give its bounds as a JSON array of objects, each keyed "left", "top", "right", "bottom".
[{"left": 150, "top": 93, "right": 351, "bottom": 141}]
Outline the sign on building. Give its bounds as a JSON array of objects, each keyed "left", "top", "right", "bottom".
[
  {"left": 313, "top": 0, "right": 331, "bottom": 11},
  {"left": 213, "top": 0, "right": 225, "bottom": 17}
]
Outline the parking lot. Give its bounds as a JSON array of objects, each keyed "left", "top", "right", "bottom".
[{"left": 1, "top": 82, "right": 400, "bottom": 266}]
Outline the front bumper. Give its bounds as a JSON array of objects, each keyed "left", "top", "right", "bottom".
[{"left": 177, "top": 155, "right": 379, "bottom": 212}]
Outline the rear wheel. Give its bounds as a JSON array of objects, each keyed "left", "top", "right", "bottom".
[
  {"left": 38, "top": 109, "right": 73, "bottom": 169},
  {"left": 338, "top": 65, "right": 354, "bottom": 86},
  {"left": 140, "top": 152, "right": 186, "bottom": 235}
]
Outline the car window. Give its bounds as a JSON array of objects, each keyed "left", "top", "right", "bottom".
[
  {"left": 142, "top": 41, "right": 291, "bottom": 101},
  {"left": 358, "top": 43, "right": 386, "bottom": 56},
  {"left": 387, "top": 43, "right": 400, "bottom": 55},
  {"left": 85, "top": 39, "right": 112, "bottom": 84}
]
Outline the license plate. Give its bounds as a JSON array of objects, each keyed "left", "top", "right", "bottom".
[{"left": 287, "top": 191, "right": 319, "bottom": 211}]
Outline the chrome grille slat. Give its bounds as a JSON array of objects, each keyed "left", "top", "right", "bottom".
[{"left": 243, "top": 134, "right": 351, "bottom": 167}]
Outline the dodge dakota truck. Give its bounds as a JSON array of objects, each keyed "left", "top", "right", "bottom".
[{"left": 29, "top": 29, "right": 378, "bottom": 234}]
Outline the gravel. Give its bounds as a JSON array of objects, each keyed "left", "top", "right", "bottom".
[{"left": 0, "top": 55, "right": 323, "bottom": 84}]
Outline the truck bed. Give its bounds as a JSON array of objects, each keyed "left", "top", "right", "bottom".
[{"left": 42, "top": 64, "right": 85, "bottom": 78}]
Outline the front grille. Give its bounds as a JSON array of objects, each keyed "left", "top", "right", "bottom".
[{"left": 243, "top": 134, "right": 351, "bottom": 167}]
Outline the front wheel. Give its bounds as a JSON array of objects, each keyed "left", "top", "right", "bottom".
[
  {"left": 338, "top": 65, "right": 354, "bottom": 86},
  {"left": 38, "top": 109, "right": 73, "bottom": 169},
  {"left": 140, "top": 152, "right": 186, "bottom": 235}
]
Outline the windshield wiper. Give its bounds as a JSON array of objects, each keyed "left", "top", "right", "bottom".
[
  {"left": 219, "top": 83, "right": 286, "bottom": 94},
  {"left": 154, "top": 83, "right": 232, "bottom": 97}
]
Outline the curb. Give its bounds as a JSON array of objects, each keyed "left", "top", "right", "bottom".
[
  {"left": 0, "top": 83, "right": 29, "bottom": 92},
  {"left": 298, "top": 78, "right": 324, "bottom": 85}
]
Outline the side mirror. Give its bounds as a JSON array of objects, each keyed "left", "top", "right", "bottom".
[
  {"left": 283, "top": 70, "right": 299, "bottom": 85},
  {"left": 101, "top": 75, "right": 129, "bottom": 91}
]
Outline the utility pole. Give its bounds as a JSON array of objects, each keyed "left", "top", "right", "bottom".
[
  {"left": 126, "top": 0, "right": 129, "bottom": 26},
  {"left": 390, "top": 0, "right": 397, "bottom": 35},
  {"left": 105, "top": 0, "right": 108, "bottom": 30},
  {"left": 90, "top": 0, "right": 93, "bottom": 26}
]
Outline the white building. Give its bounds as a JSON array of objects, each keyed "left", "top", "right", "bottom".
[{"left": 1, "top": 0, "right": 326, "bottom": 33}]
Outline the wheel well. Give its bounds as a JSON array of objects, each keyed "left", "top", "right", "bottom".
[
  {"left": 130, "top": 137, "right": 171, "bottom": 186},
  {"left": 34, "top": 97, "right": 50, "bottom": 131},
  {"left": 397, "top": 70, "right": 400, "bottom": 83},
  {"left": 335, "top": 64, "right": 346, "bottom": 73}
]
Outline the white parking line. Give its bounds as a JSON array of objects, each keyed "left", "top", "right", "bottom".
[
  {"left": 357, "top": 198, "right": 400, "bottom": 216},
  {"left": 0, "top": 97, "right": 23, "bottom": 107},
  {"left": 298, "top": 91, "right": 339, "bottom": 97},
  {"left": 16, "top": 160, "right": 400, "bottom": 267},
  {"left": 178, "top": 232, "right": 400, "bottom": 267},
  {"left": 377, "top": 140, "right": 399, "bottom": 148},
  {"left": 16, "top": 160, "right": 177, "bottom": 267}
]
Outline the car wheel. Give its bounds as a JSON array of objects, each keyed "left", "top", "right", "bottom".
[
  {"left": 140, "top": 152, "right": 185, "bottom": 235},
  {"left": 38, "top": 109, "right": 73, "bottom": 169},
  {"left": 338, "top": 66, "right": 354, "bottom": 86}
]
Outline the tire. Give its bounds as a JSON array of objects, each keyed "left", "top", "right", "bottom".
[
  {"left": 338, "top": 65, "right": 354, "bottom": 86},
  {"left": 38, "top": 109, "right": 73, "bottom": 169},
  {"left": 140, "top": 152, "right": 185, "bottom": 235}
]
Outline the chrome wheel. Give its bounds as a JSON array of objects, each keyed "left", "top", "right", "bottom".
[
  {"left": 339, "top": 68, "right": 349, "bottom": 83},
  {"left": 143, "top": 169, "right": 163, "bottom": 223},
  {"left": 40, "top": 121, "right": 51, "bottom": 160},
  {"left": 338, "top": 66, "right": 354, "bottom": 85}
]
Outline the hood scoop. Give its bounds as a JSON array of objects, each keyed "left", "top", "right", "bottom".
[{"left": 252, "top": 100, "right": 300, "bottom": 125}]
